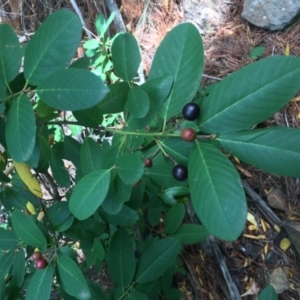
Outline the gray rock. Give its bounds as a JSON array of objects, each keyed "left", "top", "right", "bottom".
[{"left": 242, "top": 0, "right": 300, "bottom": 30}]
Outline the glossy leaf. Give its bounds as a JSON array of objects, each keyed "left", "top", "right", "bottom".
[
  {"left": 24, "top": 9, "right": 82, "bottom": 86},
  {"left": 49, "top": 158, "right": 70, "bottom": 188},
  {"left": 140, "top": 76, "right": 173, "bottom": 111},
  {"left": 0, "top": 228, "right": 18, "bottom": 250},
  {"left": 25, "top": 265, "right": 54, "bottom": 300},
  {"left": 11, "top": 209, "right": 47, "bottom": 250},
  {"left": 36, "top": 100, "right": 55, "bottom": 118},
  {"left": 0, "top": 250, "right": 14, "bottom": 277},
  {"left": 173, "top": 224, "right": 209, "bottom": 244},
  {"left": 0, "top": 172, "right": 10, "bottom": 183},
  {"left": 99, "top": 205, "right": 139, "bottom": 226},
  {"left": 102, "top": 175, "right": 132, "bottom": 214},
  {"left": 6, "top": 96, "right": 36, "bottom": 162},
  {"left": 258, "top": 285, "right": 278, "bottom": 300},
  {"left": 73, "top": 106, "right": 103, "bottom": 127},
  {"left": 126, "top": 85, "right": 150, "bottom": 118},
  {"left": 116, "top": 154, "right": 144, "bottom": 185},
  {"left": 69, "top": 169, "right": 110, "bottom": 220},
  {"left": 125, "top": 289, "right": 148, "bottom": 300},
  {"left": 57, "top": 255, "right": 91, "bottom": 300},
  {"left": 0, "top": 80, "right": 6, "bottom": 100},
  {"left": 164, "top": 203, "right": 186, "bottom": 234},
  {"left": 158, "top": 138, "right": 194, "bottom": 165},
  {"left": 107, "top": 228, "right": 136, "bottom": 288},
  {"left": 149, "top": 23, "right": 204, "bottom": 120},
  {"left": 98, "top": 82, "right": 129, "bottom": 114},
  {"left": 112, "top": 33, "right": 141, "bottom": 82},
  {"left": 11, "top": 249, "right": 25, "bottom": 288},
  {"left": 0, "top": 23, "right": 22, "bottom": 83},
  {"left": 188, "top": 142, "right": 247, "bottom": 241},
  {"left": 48, "top": 202, "right": 71, "bottom": 229},
  {"left": 135, "top": 237, "right": 181, "bottom": 283},
  {"left": 80, "top": 138, "right": 103, "bottom": 175},
  {"left": 219, "top": 127, "right": 300, "bottom": 177},
  {"left": 64, "top": 136, "right": 81, "bottom": 170},
  {"left": 37, "top": 68, "right": 109, "bottom": 111},
  {"left": 199, "top": 56, "right": 300, "bottom": 134},
  {"left": 38, "top": 135, "right": 52, "bottom": 161}
]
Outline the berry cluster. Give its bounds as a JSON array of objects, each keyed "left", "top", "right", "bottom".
[{"left": 32, "top": 251, "right": 48, "bottom": 269}]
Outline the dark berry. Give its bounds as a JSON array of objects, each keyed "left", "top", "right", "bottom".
[
  {"left": 182, "top": 103, "right": 200, "bottom": 121},
  {"left": 31, "top": 252, "right": 42, "bottom": 261},
  {"left": 144, "top": 158, "right": 152, "bottom": 167},
  {"left": 35, "top": 258, "right": 48, "bottom": 269},
  {"left": 181, "top": 128, "right": 196, "bottom": 142},
  {"left": 172, "top": 165, "right": 188, "bottom": 181}
]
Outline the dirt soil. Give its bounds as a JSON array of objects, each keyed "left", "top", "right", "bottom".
[{"left": 2, "top": 0, "right": 300, "bottom": 299}]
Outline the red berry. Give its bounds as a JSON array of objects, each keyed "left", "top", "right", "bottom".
[
  {"left": 172, "top": 165, "right": 188, "bottom": 181},
  {"left": 144, "top": 158, "right": 152, "bottom": 167},
  {"left": 181, "top": 128, "right": 196, "bottom": 142},
  {"left": 35, "top": 258, "right": 48, "bottom": 269},
  {"left": 31, "top": 252, "right": 42, "bottom": 261},
  {"left": 182, "top": 103, "right": 200, "bottom": 121}
]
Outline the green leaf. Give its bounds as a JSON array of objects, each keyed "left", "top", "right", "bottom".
[
  {"left": 0, "top": 278, "right": 4, "bottom": 300},
  {"left": 107, "top": 228, "right": 136, "bottom": 288},
  {"left": 69, "top": 57, "right": 91, "bottom": 69},
  {"left": 0, "top": 23, "right": 22, "bottom": 83},
  {"left": 11, "top": 249, "right": 25, "bottom": 288},
  {"left": 69, "top": 169, "right": 110, "bottom": 220},
  {"left": 80, "top": 138, "right": 103, "bottom": 175},
  {"left": 0, "top": 228, "right": 18, "bottom": 250},
  {"left": 86, "top": 239, "right": 105, "bottom": 268},
  {"left": 25, "top": 265, "right": 54, "bottom": 300},
  {"left": 125, "top": 289, "right": 148, "bottom": 300},
  {"left": 102, "top": 174, "right": 132, "bottom": 214},
  {"left": 64, "top": 136, "right": 82, "bottom": 171},
  {"left": 112, "top": 33, "right": 141, "bottom": 82},
  {"left": 158, "top": 138, "right": 194, "bottom": 165},
  {"left": 135, "top": 237, "right": 181, "bottom": 283},
  {"left": 173, "top": 224, "right": 209, "bottom": 244},
  {"left": 5, "top": 95, "right": 36, "bottom": 162},
  {"left": 0, "top": 79, "right": 6, "bottom": 100},
  {"left": 38, "top": 135, "right": 52, "bottom": 161},
  {"left": 199, "top": 56, "right": 300, "bottom": 134},
  {"left": 165, "top": 289, "right": 183, "bottom": 300},
  {"left": 140, "top": 76, "right": 173, "bottom": 111},
  {"left": 188, "top": 142, "right": 247, "bottom": 241},
  {"left": 26, "top": 138, "right": 41, "bottom": 168},
  {"left": 50, "top": 158, "right": 70, "bottom": 188},
  {"left": 57, "top": 255, "right": 91, "bottom": 300},
  {"left": 164, "top": 203, "right": 186, "bottom": 234},
  {"left": 36, "top": 100, "right": 55, "bottom": 118},
  {"left": 98, "top": 82, "right": 129, "bottom": 114},
  {"left": 11, "top": 209, "right": 47, "bottom": 250},
  {"left": 147, "top": 208, "right": 161, "bottom": 227},
  {"left": 24, "top": 9, "right": 82, "bottom": 86},
  {"left": 149, "top": 23, "right": 204, "bottom": 120},
  {"left": 126, "top": 85, "right": 150, "bottom": 118},
  {"left": 48, "top": 202, "right": 71, "bottom": 229},
  {"left": 219, "top": 127, "right": 300, "bottom": 177},
  {"left": 73, "top": 106, "right": 103, "bottom": 127},
  {"left": 99, "top": 205, "right": 139, "bottom": 226},
  {"left": 0, "top": 171, "right": 10, "bottom": 183},
  {"left": 0, "top": 250, "right": 14, "bottom": 277},
  {"left": 116, "top": 153, "right": 144, "bottom": 185},
  {"left": 37, "top": 68, "right": 109, "bottom": 111},
  {"left": 258, "top": 285, "right": 278, "bottom": 300}
]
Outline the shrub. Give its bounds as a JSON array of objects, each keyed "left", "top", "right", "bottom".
[{"left": 0, "top": 8, "right": 298, "bottom": 299}]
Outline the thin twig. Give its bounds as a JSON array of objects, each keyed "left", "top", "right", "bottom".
[
  {"left": 69, "top": 0, "right": 92, "bottom": 38},
  {"left": 202, "top": 74, "right": 222, "bottom": 81},
  {"left": 242, "top": 180, "right": 282, "bottom": 226},
  {"left": 210, "top": 236, "right": 242, "bottom": 300}
]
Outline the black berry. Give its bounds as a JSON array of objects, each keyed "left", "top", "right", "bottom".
[
  {"left": 172, "top": 165, "right": 188, "bottom": 181},
  {"left": 181, "top": 128, "right": 196, "bottom": 142},
  {"left": 182, "top": 103, "right": 200, "bottom": 121}
]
